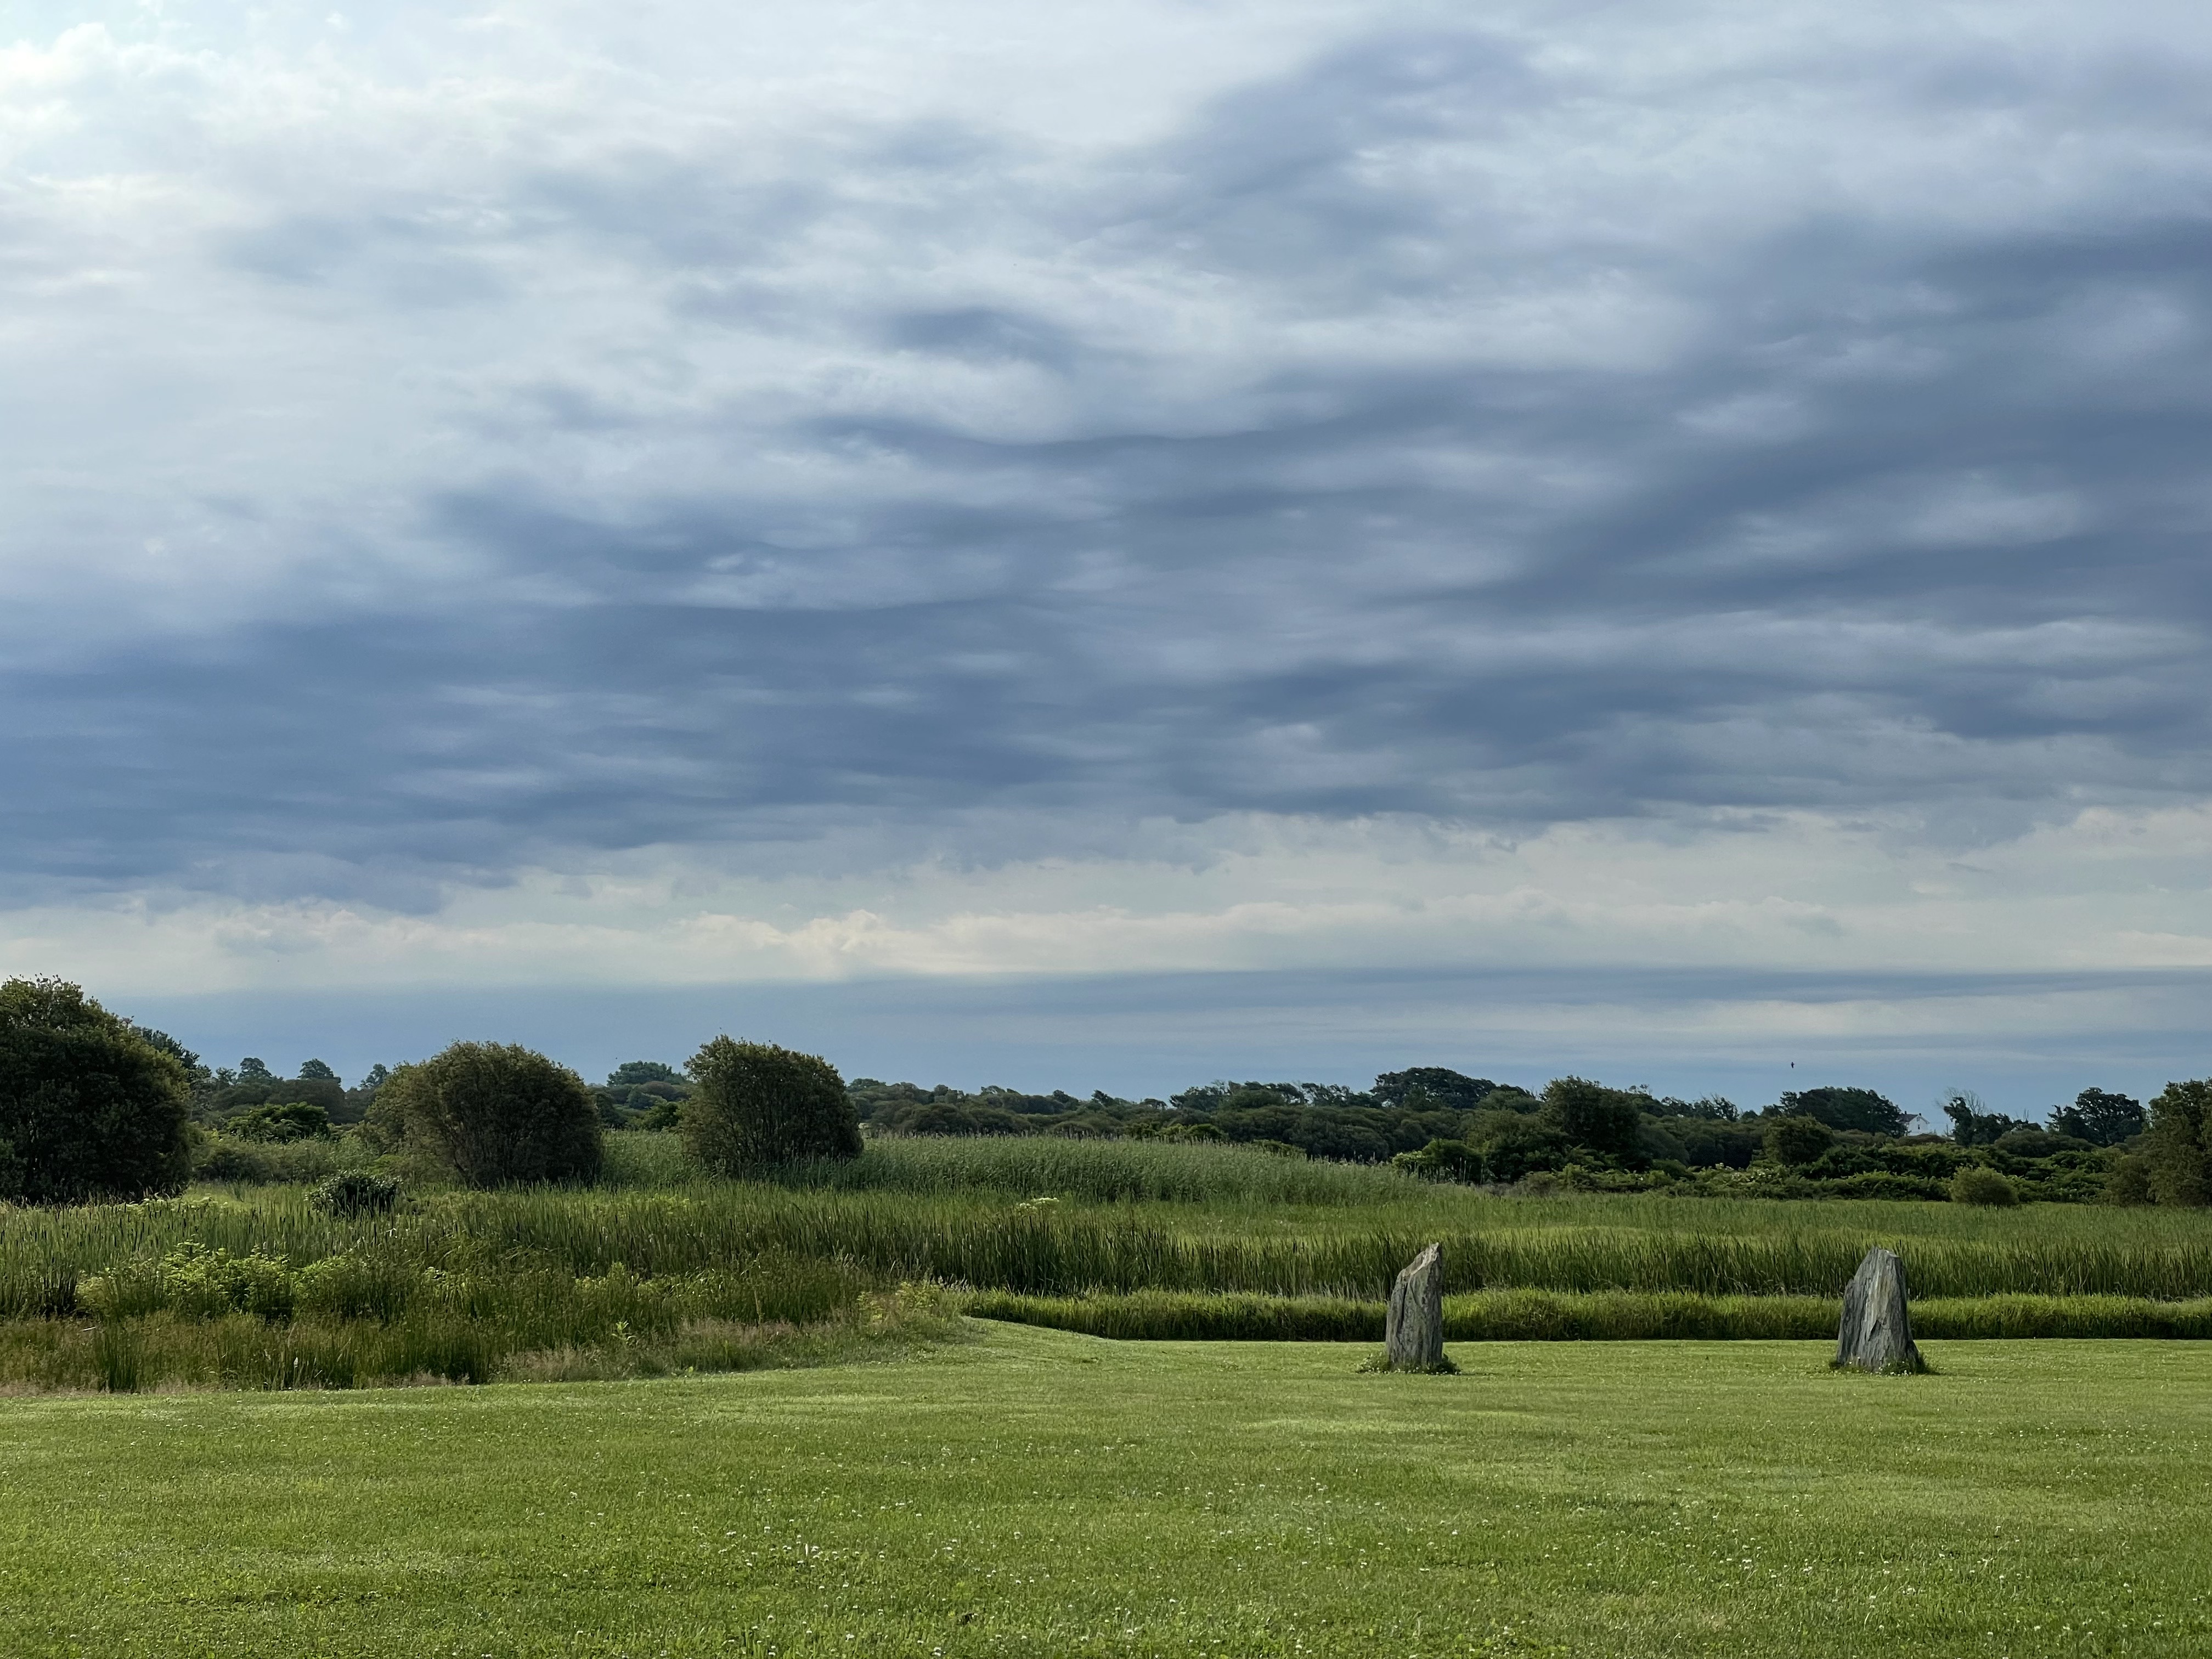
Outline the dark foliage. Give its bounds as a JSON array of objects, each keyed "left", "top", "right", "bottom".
[
  {"left": 2140, "top": 1080, "right": 2212, "bottom": 1207},
  {"left": 208, "top": 1073, "right": 345, "bottom": 1121},
  {"left": 1641, "top": 1096, "right": 1742, "bottom": 1121},
  {"left": 1951, "top": 1165, "right": 2019, "bottom": 1206},
  {"left": 1765, "top": 1113, "right": 1836, "bottom": 1166},
  {"left": 223, "top": 1099, "right": 331, "bottom": 1143},
  {"left": 377, "top": 1042, "right": 603, "bottom": 1188},
  {"left": 129, "top": 1026, "right": 203, "bottom": 1076},
  {"left": 685, "top": 1038, "right": 862, "bottom": 1172},
  {"left": 1370, "top": 1068, "right": 1506, "bottom": 1111},
  {"left": 1541, "top": 1077, "right": 1645, "bottom": 1160},
  {"left": 592, "top": 1060, "right": 695, "bottom": 1129},
  {"left": 1944, "top": 1092, "right": 2029, "bottom": 1147},
  {"left": 1774, "top": 1086, "right": 1910, "bottom": 1137},
  {"left": 311, "top": 1170, "right": 403, "bottom": 1217},
  {"left": 338, "top": 1063, "right": 390, "bottom": 1125},
  {"left": 0, "top": 977, "right": 192, "bottom": 1204},
  {"left": 837, "top": 1062, "right": 2125, "bottom": 1203},
  {"left": 2048, "top": 1087, "right": 2146, "bottom": 1147}
]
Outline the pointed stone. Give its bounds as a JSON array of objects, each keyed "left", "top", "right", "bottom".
[
  {"left": 1835, "top": 1245, "right": 1925, "bottom": 1373},
  {"left": 1386, "top": 1242, "right": 1447, "bottom": 1371}
]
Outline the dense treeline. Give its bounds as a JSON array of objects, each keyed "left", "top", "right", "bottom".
[
  {"left": 843, "top": 1071, "right": 2147, "bottom": 1203},
  {"left": 2, "top": 975, "right": 2207, "bottom": 1207}
]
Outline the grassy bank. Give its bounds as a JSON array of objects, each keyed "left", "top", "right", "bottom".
[
  {"left": 1, "top": 1326, "right": 2206, "bottom": 1656},
  {"left": 964, "top": 1286, "right": 2212, "bottom": 1342}
]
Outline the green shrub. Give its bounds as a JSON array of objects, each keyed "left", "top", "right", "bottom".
[
  {"left": 312, "top": 1170, "right": 402, "bottom": 1218},
  {"left": 0, "top": 977, "right": 191, "bottom": 1204},
  {"left": 223, "top": 1100, "right": 331, "bottom": 1143},
  {"left": 683, "top": 1039, "right": 861, "bottom": 1172},
  {"left": 2106, "top": 1153, "right": 2154, "bottom": 1206},
  {"left": 377, "top": 1043, "right": 602, "bottom": 1188},
  {"left": 1765, "top": 1114, "right": 1836, "bottom": 1166},
  {"left": 1951, "top": 1165, "right": 2018, "bottom": 1207},
  {"left": 1395, "top": 1138, "right": 1483, "bottom": 1182},
  {"left": 81, "top": 1242, "right": 297, "bottom": 1322}
]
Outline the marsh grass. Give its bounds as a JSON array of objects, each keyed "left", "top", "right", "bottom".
[
  {"left": 7, "top": 1136, "right": 2212, "bottom": 1393},
  {"left": 12, "top": 1143, "right": 2212, "bottom": 1313},
  {"left": 0, "top": 1276, "right": 960, "bottom": 1392}
]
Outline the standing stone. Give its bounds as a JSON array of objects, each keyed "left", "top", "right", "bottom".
[
  {"left": 1834, "top": 1245, "right": 1925, "bottom": 1373},
  {"left": 1386, "top": 1242, "right": 1447, "bottom": 1371}
]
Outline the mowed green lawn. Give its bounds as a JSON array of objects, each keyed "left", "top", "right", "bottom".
[{"left": 3, "top": 1325, "right": 2207, "bottom": 1657}]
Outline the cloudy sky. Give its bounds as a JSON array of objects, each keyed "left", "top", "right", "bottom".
[{"left": 3, "top": 0, "right": 2208, "bottom": 1108}]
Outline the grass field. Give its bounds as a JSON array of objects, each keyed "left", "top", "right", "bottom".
[{"left": 1, "top": 1323, "right": 2205, "bottom": 1657}]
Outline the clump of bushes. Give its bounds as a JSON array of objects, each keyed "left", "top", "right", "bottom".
[
  {"left": 80, "top": 1242, "right": 298, "bottom": 1322},
  {"left": 222, "top": 1099, "right": 331, "bottom": 1143},
  {"left": 1951, "top": 1165, "right": 2019, "bottom": 1207},
  {"left": 369, "top": 1042, "right": 602, "bottom": 1187},
  {"left": 683, "top": 1038, "right": 862, "bottom": 1172},
  {"left": 312, "top": 1170, "right": 402, "bottom": 1217}
]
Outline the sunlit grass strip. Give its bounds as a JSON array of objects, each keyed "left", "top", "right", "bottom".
[{"left": 961, "top": 1289, "right": 2212, "bottom": 1342}]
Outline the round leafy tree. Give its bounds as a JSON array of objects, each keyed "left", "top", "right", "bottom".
[
  {"left": 0, "top": 977, "right": 192, "bottom": 1203},
  {"left": 380, "top": 1041, "right": 602, "bottom": 1187},
  {"left": 683, "top": 1038, "right": 861, "bottom": 1172}
]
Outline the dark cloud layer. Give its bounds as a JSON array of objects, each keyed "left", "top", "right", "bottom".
[{"left": 3, "top": 9, "right": 2209, "bottom": 904}]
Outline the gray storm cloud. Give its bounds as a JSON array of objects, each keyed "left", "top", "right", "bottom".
[{"left": 1, "top": 0, "right": 2207, "bottom": 919}]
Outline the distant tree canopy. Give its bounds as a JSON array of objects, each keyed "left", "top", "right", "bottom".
[
  {"left": 372, "top": 1042, "right": 602, "bottom": 1187},
  {"left": 1370, "top": 1069, "right": 1503, "bottom": 1111},
  {"left": 685, "top": 1039, "right": 861, "bottom": 1171},
  {"left": 297, "top": 1058, "right": 338, "bottom": 1082},
  {"left": 592, "top": 1060, "right": 694, "bottom": 1129},
  {"left": 205, "top": 1068, "right": 346, "bottom": 1126},
  {"left": 837, "top": 1065, "right": 1986, "bottom": 1182},
  {"left": 2049, "top": 1087, "right": 2145, "bottom": 1147},
  {"left": 1775, "top": 1087, "right": 1910, "bottom": 1137},
  {"left": 0, "top": 977, "right": 192, "bottom": 1204},
  {"left": 1541, "top": 1077, "right": 1645, "bottom": 1159},
  {"left": 1944, "top": 1092, "right": 2028, "bottom": 1147}
]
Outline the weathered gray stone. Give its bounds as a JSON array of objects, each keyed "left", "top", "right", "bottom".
[
  {"left": 1386, "top": 1242, "right": 1447, "bottom": 1371},
  {"left": 1834, "top": 1245, "right": 1925, "bottom": 1373}
]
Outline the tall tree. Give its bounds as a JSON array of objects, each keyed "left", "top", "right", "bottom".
[
  {"left": 0, "top": 978, "right": 191, "bottom": 1203},
  {"left": 2048, "top": 1088, "right": 2145, "bottom": 1146},
  {"left": 2141, "top": 1081, "right": 2212, "bottom": 1207}
]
